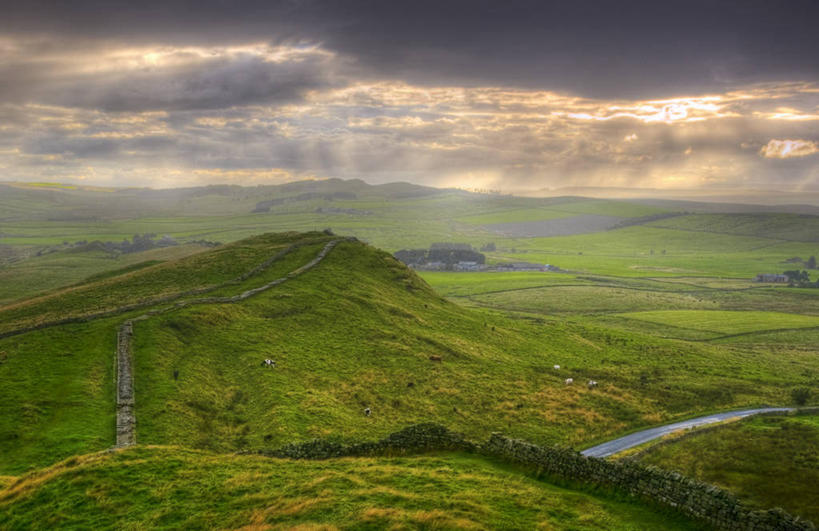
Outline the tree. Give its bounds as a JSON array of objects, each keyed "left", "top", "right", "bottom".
[
  {"left": 784, "top": 270, "right": 810, "bottom": 286},
  {"left": 791, "top": 387, "right": 811, "bottom": 406},
  {"left": 807, "top": 256, "right": 817, "bottom": 269}
]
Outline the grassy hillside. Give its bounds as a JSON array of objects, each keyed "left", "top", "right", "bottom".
[
  {"left": 0, "top": 447, "right": 700, "bottom": 530},
  {"left": 636, "top": 412, "right": 819, "bottom": 524},
  {"left": 647, "top": 213, "right": 819, "bottom": 242},
  {"left": 2, "top": 231, "right": 817, "bottom": 476}
]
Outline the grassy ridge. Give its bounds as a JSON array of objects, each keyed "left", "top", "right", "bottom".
[
  {"left": 0, "top": 232, "right": 334, "bottom": 334},
  {"left": 0, "top": 447, "right": 700, "bottom": 530},
  {"left": 637, "top": 413, "right": 819, "bottom": 524}
]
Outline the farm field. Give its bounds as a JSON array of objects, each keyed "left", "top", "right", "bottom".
[
  {"left": 617, "top": 310, "right": 819, "bottom": 338},
  {"left": 636, "top": 412, "right": 819, "bottom": 524}
]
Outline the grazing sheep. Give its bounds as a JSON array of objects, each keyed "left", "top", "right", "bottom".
[
  {"left": 553, "top": 364, "right": 560, "bottom": 370},
  {"left": 587, "top": 380, "right": 598, "bottom": 388},
  {"left": 429, "top": 355, "right": 442, "bottom": 362},
  {"left": 364, "top": 407, "right": 372, "bottom": 417},
  {"left": 565, "top": 378, "right": 573, "bottom": 385},
  {"left": 261, "top": 359, "right": 276, "bottom": 367}
]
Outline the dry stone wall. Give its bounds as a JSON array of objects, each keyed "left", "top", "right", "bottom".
[
  {"left": 483, "top": 432, "right": 815, "bottom": 531},
  {"left": 115, "top": 321, "right": 135, "bottom": 447}
]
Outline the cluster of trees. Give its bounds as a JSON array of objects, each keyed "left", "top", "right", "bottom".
[{"left": 783, "top": 269, "right": 819, "bottom": 288}]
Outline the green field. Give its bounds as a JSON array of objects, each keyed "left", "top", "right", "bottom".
[
  {"left": 618, "top": 310, "right": 819, "bottom": 338},
  {"left": 637, "top": 412, "right": 819, "bottom": 524}
]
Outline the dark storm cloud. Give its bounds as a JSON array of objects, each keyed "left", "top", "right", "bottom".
[
  {"left": 0, "top": 42, "right": 339, "bottom": 111},
  {"left": 2, "top": 0, "right": 818, "bottom": 99}
]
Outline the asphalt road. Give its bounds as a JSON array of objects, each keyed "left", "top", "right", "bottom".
[{"left": 581, "top": 407, "right": 794, "bottom": 458}]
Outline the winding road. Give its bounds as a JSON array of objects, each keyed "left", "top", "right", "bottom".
[{"left": 581, "top": 407, "right": 794, "bottom": 458}]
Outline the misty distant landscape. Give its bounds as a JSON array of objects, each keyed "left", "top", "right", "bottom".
[{"left": 1, "top": 1, "right": 818, "bottom": 530}]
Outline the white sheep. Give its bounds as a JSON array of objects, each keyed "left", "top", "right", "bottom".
[
  {"left": 588, "top": 380, "right": 598, "bottom": 388},
  {"left": 553, "top": 364, "right": 560, "bottom": 370},
  {"left": 565, "top": 378, "right": 573, "bottom": 385}
]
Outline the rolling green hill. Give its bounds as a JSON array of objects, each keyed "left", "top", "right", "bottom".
[{"left": 2, "top": 231, "right": 817, "bottom": 478}]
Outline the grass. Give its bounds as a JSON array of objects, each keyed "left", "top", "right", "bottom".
[
  {"left": 637, "top": 412, "right": 819, "bottom": 524},
  {"left": 0, "top": 319, "right": 117, "bottom": 474},
  {"left": 0, "top": 232, "right": 334, "bottom": 334},
  {"left": 0, "top": 446, "right": 701, "bottom": 530},
  {"left": 456, "top": 207, "right": 574, "bottom": 225},
  {"left": 4, "top": 232, "right": 817, "bottom": 476},
  {"left": 470, "top": 286, "right": 715, "bottom": 314},
  {"left": 0, "top": 245, "right": 208, "bottom": 305},
  {"left": 618, "top": 310, "right": 819, "bottom": 338},
  {"left": 648, "top": 213, "right": 819, "bottom": 242},
  {"left": 1, "top": 183, "right": 818, "bottom": 527}
]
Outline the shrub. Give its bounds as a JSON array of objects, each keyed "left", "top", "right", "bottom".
[{"left": 791, "top": 387, "right": 811, "bottom": 406}]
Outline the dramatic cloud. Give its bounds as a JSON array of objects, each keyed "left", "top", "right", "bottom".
[
  {"left": 0, "top": 41, "right": 340, "bottom": 111},
  {"left": 0, "top": 2, "right": 817, "bottom": 192},
  {"left": 760, "top": 139, "right": 819, "bottom": 159}
]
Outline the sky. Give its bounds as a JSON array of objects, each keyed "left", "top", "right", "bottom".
[{"left": 0, "top": 0, "right": 818, "bottom": 193}]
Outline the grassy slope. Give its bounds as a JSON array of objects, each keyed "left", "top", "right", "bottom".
[
  {"left": 637, "top": 413, "right": 819, "bottom": 524},
  {"left": 130, "top": 240, "right": 817, "bottom": 454},
  {"left": 0, "top": 319, "right": 117, "bottom": 474},
  {"left": 2, "top": 232, "right": 818, "bottom": 476},
  {"left": 0, "top": 447, "right": 701, "bottom": 530},
  {"left": 0, "top": 233, "right": 332, "bottom": 473}
]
